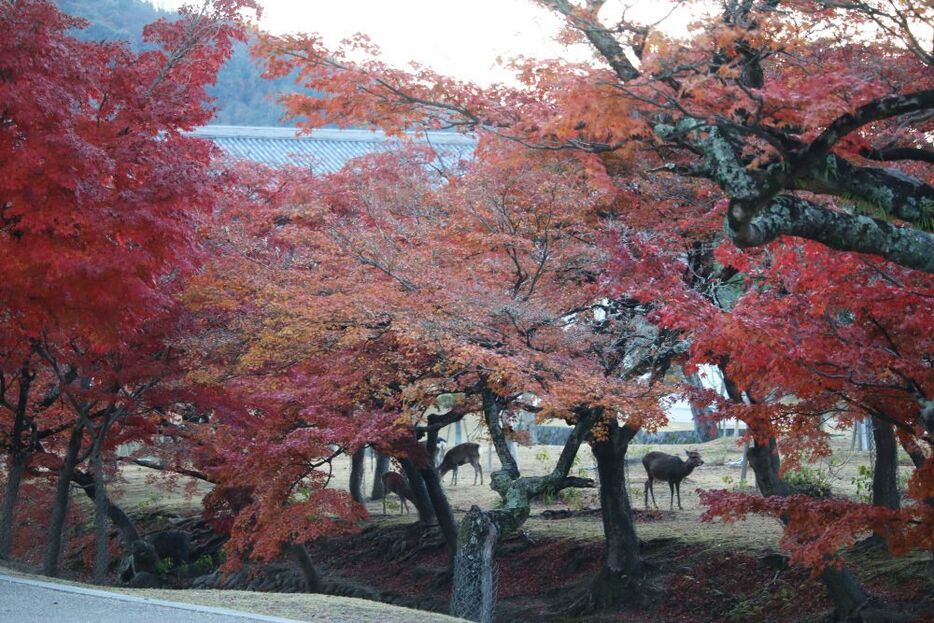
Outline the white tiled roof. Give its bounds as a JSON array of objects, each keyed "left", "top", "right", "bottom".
[{"left": 190, "top": 125, "right": 476, "bottom": 171}]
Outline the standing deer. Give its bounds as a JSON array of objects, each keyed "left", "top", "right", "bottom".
[
  {"left": 642, "top": 449, "right": 704, "bottom": 510},
  {"left": 439, "top": 442, "right": 483, "bottom": 485},
  {"left": 381, "top": 472, "right": 415, "bottom": 515}
]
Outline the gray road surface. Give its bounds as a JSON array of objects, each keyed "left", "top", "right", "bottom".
[{"left": 0, "top": 574, "right": 304, "bottom": 623}]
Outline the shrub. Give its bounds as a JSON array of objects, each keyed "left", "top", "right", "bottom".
[{"left": 784, "top": 466, "right": 833, "bottom": 498}]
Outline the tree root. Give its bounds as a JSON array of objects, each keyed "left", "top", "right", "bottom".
[{"left": 561, "top": 567, "right": 657, "bottom": 617}]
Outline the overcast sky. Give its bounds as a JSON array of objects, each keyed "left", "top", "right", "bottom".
[{"left": 151, "top": 0, "right": 698, "bottom": 84}]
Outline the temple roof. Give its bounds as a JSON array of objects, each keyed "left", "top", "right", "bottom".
[{"left": 190, "top": 125, "right": 476, "bottom": 171}]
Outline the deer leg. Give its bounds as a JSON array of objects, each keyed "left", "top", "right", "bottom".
[
  {"left": 676, "top": 481, "right": 683, "bottom": 510},
  {"left": 383, "top": 495, "right": 387, "bottom": 516},
  {"left": 398, "top": 493, "right": 405, "bottom": 515},
  {"left": 668, "top": 481, "right": 675, "bottom": 511},
  {"left": 471, "top": 459, "right": 482, "bottom": 485},
  {"left": 451, "top": 466, "right": 458, "bottom": 486},
  {"left": 647, "top": 478, "right": 659, "bottom": 510},
  {"left": 644, "top": 479, "right": 650, "bottom": 508}
]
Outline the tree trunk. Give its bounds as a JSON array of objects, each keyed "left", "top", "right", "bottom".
[
  {"left": 43, "top": 422, "right": 85, "bottom": 577},
  {"left": 448, "top": 405, "right": 600, "bottom": 620},
  {"left": 821, "top": 566, "right": 871, "bottom": 620},
  {"left": 746, "top": 438, "right": 789, "bottom": 497},
  {"left": 450, "top": 506, "right": 498, "bottom": 623},
  {"left": 687, "top": 373, "right": 719, "bottom": 442},
  {"left": 70, "top": 469, "right": 140, "bottom": 547},
  {"left": 399, "top": 458, "right": 436, "bottom": 525},
  {"left": 725, "top": 373, "right": 870, "bottom": 620},
  {"left": 0, "top": 452, "right": 25, "bottom": 560},
  {"left": 422, "top": 416, "right": 458, "bottom": 554},
  {"left": 370, "top": 453, "right": 390, "bottom": 500},
  {"left": 745, "top": 437, "right": 869, "bottom": 620},
  {"left": 349, "top": 447, "right": 366, "bottom": 504},
  {"left": 420, "top": 464, "right": 457, "bottom": 555},
  {"left": 871, "top": 418, "right": 899, "bottom": 510},
  {"left": 286, "top": 542, "right": 323, "bottom": 593},
  {"left": 481, "top": 388, "right": 518, "bottom": 479},
  {"left": 589, "top": 420, "right": 642, "bottom": 606},
  {"left": 0, "top": 368, "right": 33, "bottom": 560},
  {"left": 92, "top": 448, "right": 109, "bottom": 584},
  {"left": 897, "top": 435, "right": 926, "bottom": 469}
]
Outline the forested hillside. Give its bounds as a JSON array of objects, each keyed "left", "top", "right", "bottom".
[{"left": 55, "top": 0, "right": 293, "bottom": 126}]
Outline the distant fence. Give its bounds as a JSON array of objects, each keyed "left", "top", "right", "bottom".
[{"left": 531, "top": 425, "right": 746, "bottom": 446}]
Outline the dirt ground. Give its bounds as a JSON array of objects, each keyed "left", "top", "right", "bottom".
[
  {"left": 103, "top": 430, "right": 915, "bottom": 555},
  {"left": 304, "top": 510, "right": 932, "bottom": 623},
  {"left": 87, "top": 432, "right": 927, "bottom": 622},
  {"left": 336, "top": 432, "right": 914, "bottom": 552}
]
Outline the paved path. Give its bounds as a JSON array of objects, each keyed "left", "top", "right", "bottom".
[{"left": 0, "top": 574, "right": 304, "bottom": 623}]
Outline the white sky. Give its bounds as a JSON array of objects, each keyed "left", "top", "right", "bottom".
[{"left": 151, "top": 0, "right": 700, "bottom": 84}]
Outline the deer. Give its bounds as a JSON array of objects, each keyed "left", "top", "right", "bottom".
[
  {"left": 439, "top": 442, "right": 483, "bottom": 486},
  {"left": 642, "top": 449, "right": 704, "bottom": 511},
  {"left": 381, "top": 471, "right": 416, "bottom": 515}
]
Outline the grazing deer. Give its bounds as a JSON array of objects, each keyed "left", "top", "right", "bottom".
[
  {"left": 439, "top": 442, "right": 483, "bottom": 486},
  {"left": 642, "top": 449, "right": 704, "bottom": 511},
  {"left": 381, "top": 472, "right": 415, "bottom": 515}
]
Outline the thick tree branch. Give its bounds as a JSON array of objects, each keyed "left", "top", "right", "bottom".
[
  {"left": 800, "top": 89, "right": 934, "bottom": 166},
  {"left": 539, "top": 0, "right": 641, "bottom": 82},
  {"left": 860, "top": 146, "right": 934, "bottom": 164},
  {"left": 71, "top": 468, "right": 141, "bottom": 545},
  {"left": 727, "top": 195, "right": 934, "bottom": 273},
  {"left": 481, "top": 385, "right": 520, "bottom": 481},
  {"left": 791, "top": 153, "right": 934, "bottom": 226},
  {"left": 119, "top": 457, "right": 215, "bottom": 483}
]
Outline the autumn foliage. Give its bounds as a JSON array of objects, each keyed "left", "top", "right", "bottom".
[
  {"left": 0, "top": 0, "right": 259, "bottom": 575},
  {"left": 1, "top": 0, "right": 932, "bottom": 619},
  {"left": 250, "top": 0, "right": 933, "bottom": 597}
]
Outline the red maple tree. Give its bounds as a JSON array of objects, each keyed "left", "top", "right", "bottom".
[{"left": 0, "top": 0, "right": 259, "bottom": 577}]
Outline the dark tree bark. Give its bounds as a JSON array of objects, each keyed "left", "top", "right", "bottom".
[
  {"left": 349, "top": 447, "right": 366, "bottom": 504},
  {"left": 70, "top": 469, "right": 140, "bottom": 546},
  {"left": 589, "top": 419, "right": 643, "bottom": 606},
  {"left": 727, "top": 194, "right": 934, "bottom": 274},
  {"left": 745, "top": 438, "right": 789, "bottom": 497},
  {"left": 450, "top": 403, "right": 599, "bottom": 620},
  {"left": 43, "top": 421, "right": 85, "bottom": 577},
  {"left": 420, "top": 413, "right": 459, "bottom": 554},
  {"left": 897, "top": 435, "right": 926, "bottom": 469},
  {"left": 481, "top": 387, "right": 518, "bottom": 479},
  {"left": 686, "top": 373, "right": 718, "bottom": 442},
  {"left": 871, "top": 418, "right": 899, "bottom": 510},
  {"left": 0, "top": 367, "right": 33, "bottom": 559},
  {"left": 370, "top": 452, "right": 390, "bottom": 500},
  {"left": 792, "top": 153, "right": 934, "bottom": 224},
  {"left": 286, "top": 542, "right": 323, "bottom": 593},
  {"left": 725, "top": 373, "right": 871, "bottom": 620},
  {"left": 399, "top": 458, "right": 436, "bottom": 526},
  {"left": 87, "top": 413, "right": 119, "bottom": 585},
  {"left": 746, "top": 437, "right": 871, "bottom": 619},
  {"left": 0, "top": 451, "right": 25, "bottom": 560},
  {"left": 92, "top": 448, "right": 109, "bottom": 583},
  {"left": 648, "top": 93, "right": 934, "bottom": 274}
]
